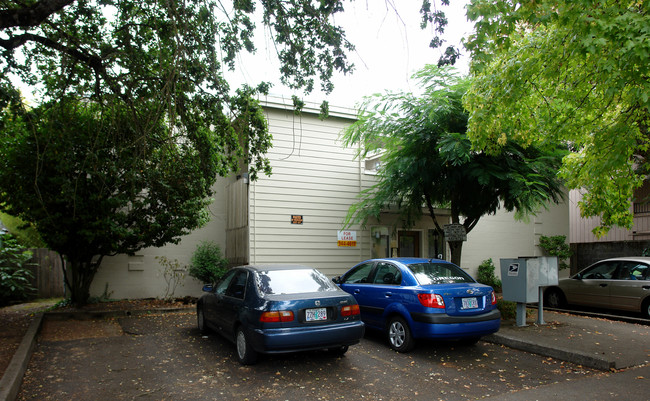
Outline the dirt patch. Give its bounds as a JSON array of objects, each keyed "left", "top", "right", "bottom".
[{"left": 40, "top": 319, "right": 124, "bottom": 342}]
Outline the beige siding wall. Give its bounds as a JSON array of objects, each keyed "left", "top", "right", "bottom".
[
  {"left": 90, "top": 177, "right": 231, "bottom": 299},
  {"left": 569, "top": 189, "right": 650, "bottom": 243},
  {"left": 462, "top": 198, "right": 570, "bottom": 278},
  {"left": 249, "top": 102, "right": 369, "bottom": 277}
]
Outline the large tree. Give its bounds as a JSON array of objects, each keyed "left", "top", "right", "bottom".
[
  {"left": 0, "top": 0, "right": 355, "bottom": 305},
  {"left": 463, "top": 0, "right": 650, "bottom": 236},
  {"left": 342, "top": 66, "right": 565, "bottom": 266}
]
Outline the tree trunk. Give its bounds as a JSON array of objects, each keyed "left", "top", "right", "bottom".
[
  {"left": 448, "top": 240, "right": 463, "bottom": 267},
  {"left": 63, "top": 259, "right": 99, "bottom": 307}
]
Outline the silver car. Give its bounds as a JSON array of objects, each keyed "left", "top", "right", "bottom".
[{"left": 544, "top": 257, "right": 650, "bottom": 318}]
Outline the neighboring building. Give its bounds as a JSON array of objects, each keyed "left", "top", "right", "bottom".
[
  {"left": 569, "top": 184, "right": 650, "bottom": 274},
  {"left": 91, "top": 96, "right": 570, "bottom": 300}
]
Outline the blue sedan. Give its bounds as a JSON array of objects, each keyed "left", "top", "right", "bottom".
[
  {"left": 333, "top": 258, "right": 500, "bottom": 352},
  {"left": 197, "top": 265, "right": 365, "bottom": 364}
]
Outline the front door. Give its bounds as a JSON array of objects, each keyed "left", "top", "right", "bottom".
[{"left": 398, "top": 231, "right": 420, "bottom": 257}]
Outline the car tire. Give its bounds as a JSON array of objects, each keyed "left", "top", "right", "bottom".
[
  {"left": 327, "top": 345, "right": 349, "bottom": 356},
  {"left": 197, "top": 305, "right": 209, "bottom": 334},
  {"left": 236, "top": 326, "right": 258, "bottom": 365},
  {"left": 544, "top": 288, "right": 566, "bottom": 309},
  {"left": 642, "top": 298, "right": 650, "bottom": 319},
  {"left": 387, "top": 316, "right": 415, "bottom": 352}
]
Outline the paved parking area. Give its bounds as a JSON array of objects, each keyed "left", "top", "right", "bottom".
[{"left": 16, "top": 311, "right": 601, "bottom": 401}]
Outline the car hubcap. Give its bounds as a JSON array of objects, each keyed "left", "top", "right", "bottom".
[
  {"left": 389, "top": 321, "right": 405, "bottom": 347},
  {"left": 237, "top": 331, "right": 246, "bottom": 359}
]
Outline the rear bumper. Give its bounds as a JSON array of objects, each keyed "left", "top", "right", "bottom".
[
  {"left": 249, "top": 320, "right": 365, "bottom": 354},
  {"left": 409, "top": 309, "right": 501, "bottom": 339}
]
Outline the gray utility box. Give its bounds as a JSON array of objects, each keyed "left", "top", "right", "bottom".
[{"left": 500, "top": 257, "right": 559, "bottom": 303}]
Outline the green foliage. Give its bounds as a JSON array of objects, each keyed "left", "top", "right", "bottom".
[
  {"left": 464, "top": 0, "right": 650, "bottom": 236},
  {"left": 156, "top": 256, "right": 186, "bottom": 300},
  {"left": 342, "top": 65, "right": 565, "bottom": 266},
  {"left": 189, "top": 241, "right": 229, "bottom": 284},
  {"left": 476, "top": 258, "right": 502, "bottom": 290},
  {"left": 538, "top": 235, "right": 572, "bottom": 270},
  {"left": 0, "top": 213, "right": 45, "bottom": 248},
  {"left": 0, "top": 231, "right": 35, "bottom": 305}
]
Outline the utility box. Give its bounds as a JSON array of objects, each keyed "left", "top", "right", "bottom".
[
  {"left": 499, "top": 257, "right": 559, "bottom": 326},
  {"left": 500, "top": 257, "right": 559, "bottom": 303}
]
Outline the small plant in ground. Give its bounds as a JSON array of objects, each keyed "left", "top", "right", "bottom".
[
  {"left": 476, "top": 258, "right": 502, "bottom": 291},
  {"left": 0, "top": 231, "right": 36, "bottom": 305},
  {"left": 156, "top": 256, "right": 186, "bottom": 301},
  {"left": 538, "top": 235, "right": 572, "bottom": 270},
  {"left": 189, "top": 241, "right": 229, "bottom": 284}
]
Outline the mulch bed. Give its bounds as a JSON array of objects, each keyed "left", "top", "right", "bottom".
[{"left": 0, "top": 297, "right": 196, "bottom": 379}]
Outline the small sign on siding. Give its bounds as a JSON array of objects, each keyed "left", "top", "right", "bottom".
[
  {"left": 291, "top": 215, "right": 303, "bottom": 224},
  {"left": 338, "top": 230, "right": 357, "bottom": 247}
]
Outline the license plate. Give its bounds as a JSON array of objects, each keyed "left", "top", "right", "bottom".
[
  {"left": 306, "top": 308, "right": 327, "bottom": 322},
  {"left": 461, "top": 297, "right": 478, "bottom": 309}
]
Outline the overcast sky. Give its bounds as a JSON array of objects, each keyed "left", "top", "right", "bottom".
[{"left": 226, "top": 0, "right": 474, "bottom": 109}]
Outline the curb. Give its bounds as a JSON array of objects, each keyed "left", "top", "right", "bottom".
[
  {"left": 0, "top": 313, "right": 43, "bottom": 401},
  {"left": 0, "top": 307, "right": 194, "bottom": 401},
  {"left": 484, "top": 332, "right": 616, "bottom": 371}
]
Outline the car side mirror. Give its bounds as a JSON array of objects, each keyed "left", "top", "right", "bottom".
[
  {"left": 332, "top": 276, "right": 341, "bottom": 284},
  {"left": 202, "top": 284, "right": 214, "bottom": 292},
  {"left": 574, "top": 273, "right": 582, "bottom": 280}
]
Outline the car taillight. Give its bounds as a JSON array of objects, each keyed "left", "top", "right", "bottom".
[
  {"left": 491, "top": 291, "right": 497, "bottom": 305},
  {"left": 260, "top": 311, "right": 294, "bottom": 322},
  {"left": 341, "top": 304, "right": 360, "bottom": 316},
  {"left": 418, "top": 293, "right": 445, "bottom": 309}
]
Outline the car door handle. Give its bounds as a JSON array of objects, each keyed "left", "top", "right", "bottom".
[
  {"left": 384, "top": 292, "right": 392, "bottom": 298},
  {"left": 643, "top": 285, "right": 650, "bottom": 290},
  {"left": 354, "top": 289, "right": 360, "bottom": 294}
]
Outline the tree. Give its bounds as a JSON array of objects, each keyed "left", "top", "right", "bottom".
[
  {"left": 463, "top": 0, "right": 650, "bottom": 236},
  {"left": 0, "top": 0, "right": 356, "bottom": 305},
  {"left": 342, "top": 66, "right": 565, "bottom": 266}
]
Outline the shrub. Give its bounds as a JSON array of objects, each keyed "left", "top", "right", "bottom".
[
  {"left": 538, "top": 235, "right": 572, "bottom": 270},
  {"left": 188, "top": 241, "right": 229, "bottom": 284},
  {"left": 0, "top": 231, "right": 35, "bottom": 305},
  {"left": 476, "top": 258, "right": 502, "bottom": 291}
]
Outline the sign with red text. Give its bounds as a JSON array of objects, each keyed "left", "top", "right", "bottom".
[{"left": 337, "top": 230, "right": 357, "bottom": 247}]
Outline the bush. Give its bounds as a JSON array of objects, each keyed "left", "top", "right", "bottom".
[
  {"left": 538, "top": 235, "right": 572, "bottom": 270},
  {"left": 188, "top": 241, "right": 229, "bottom": 284},
  {"left": 476, "top": 258, "right": 502, "bottom": 291},
  {"left": 0, "top": 231, "right": 35, "bottom": 305}
]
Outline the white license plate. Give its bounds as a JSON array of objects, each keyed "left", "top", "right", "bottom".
[
  {"left": 461, "top": 297, "right": 479, "bottom": 309},
  {"left": 306, "top": 308, "right": 327, "bottom": 322}
]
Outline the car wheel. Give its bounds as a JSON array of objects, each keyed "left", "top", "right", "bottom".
[
  {"left": 236, "top": 326, "right": 258, "bottom": 365},
  {"left": 387, "top": 316, "right": 414, "bottom": 352},
  {"left": 545, "top": 288, "right": 566, "bottom": 309},
  {"left": 642, "top": 298, "right": 650, "bottom": 319},
  {"left": 327, "top": 345, "right": 349, "bottom": 356},
  {"left": 197, "top": 305, "right": 208, "bottom": 334}
]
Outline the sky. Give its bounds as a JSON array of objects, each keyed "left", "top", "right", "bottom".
[{"left": 225, "top": 0, "right": 474, "bottom": 109}]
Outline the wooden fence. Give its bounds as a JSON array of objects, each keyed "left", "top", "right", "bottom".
[{"left": 28, "top": 248, "right": 66, "bottom": 298}]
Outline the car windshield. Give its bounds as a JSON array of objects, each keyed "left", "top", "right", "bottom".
[
  {"left": 407, "top": 262, "right": 475, "bottom": 285},
  {"left": 256, "top": 269, "right": 339, "bottom": 295}
]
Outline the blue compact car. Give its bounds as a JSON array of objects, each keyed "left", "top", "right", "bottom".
[
  {"left": 197, "top": 265, "right": 365, "bottom": 364},
  {"left": 333, "top": 258, "right": 500, "bottom": 352}
]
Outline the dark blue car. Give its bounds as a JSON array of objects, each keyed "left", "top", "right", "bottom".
[
  {"left": 197, "top": 265, "right": 365, "bottom": 364},
  {"left": 333, "top": 258, "right": 500, "bottom": 352}
]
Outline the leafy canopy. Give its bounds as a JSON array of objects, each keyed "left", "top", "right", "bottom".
[
  {"left": 342, "top": 65, "right": 565, "bottom": 266},
  {"left": 464, "top": 0, "right": 650, "bottom": 236}
]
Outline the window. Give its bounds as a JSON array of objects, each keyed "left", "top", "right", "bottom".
[
  {"left": 256, "top": 269, "right": 338, "bottom": 295},
  {"left": 580, "top": 261, "right": 618, "bottom": 280},
  {"left": 342, "top": 262, "right": 375, "bottom": 284},
  {"left": 372, "top": 262, "right": 402, "bottom": 285},
  {"left": 407, "top": 262, "right": 474, "bottom": 285}
]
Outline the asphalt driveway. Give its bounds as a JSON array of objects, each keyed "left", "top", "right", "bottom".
[{"left": 15, "top": 310, "right": 601, "bottom": 401}]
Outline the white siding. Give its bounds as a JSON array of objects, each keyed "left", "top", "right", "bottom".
[{"left": 249, "top": 104, "right": 369, "bottom": 277}]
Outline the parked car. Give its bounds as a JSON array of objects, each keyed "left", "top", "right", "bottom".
[
  {"left": 332, "top": 258, "right": 501, "bottom": 352},
  {"left": 544, "top": 257, "right": 650, "bottom": 318},
  {"left": 197, "top": 265, "right": 365, "bottom": 365}
]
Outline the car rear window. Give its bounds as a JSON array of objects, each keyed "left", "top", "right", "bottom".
[
  {"left": 407, "top": 262, "right": 475, "bottom": 285},
  {"left": 256, "top": 269, "right": 340, "bottom": 295}
]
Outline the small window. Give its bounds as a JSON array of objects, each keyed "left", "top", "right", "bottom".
[
  {"left": 225, "top": 271, "right": 248, "bottom": 299},
  {"left": 372, "top": 262, "right": 401, "bottom": 285}
]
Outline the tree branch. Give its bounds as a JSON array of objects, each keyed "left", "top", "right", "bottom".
[{"left": 0, "top": 0, "right": 76, "bottom": 29}]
